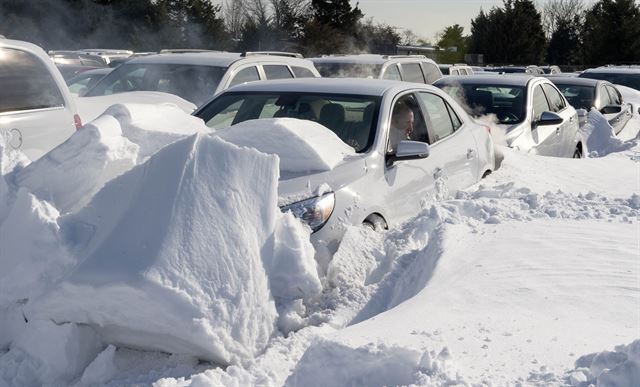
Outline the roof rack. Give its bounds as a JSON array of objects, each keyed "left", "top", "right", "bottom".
[
  {"left": 241, "top": 51, "right": 303, "bottom": 58},
  {"left": 159, "top": 49, "right": 221, "bottom": 54},
  {"left": 382, "top": 55, "right": 427, "bottom": 59}
]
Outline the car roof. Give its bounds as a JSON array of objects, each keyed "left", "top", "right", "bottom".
[
  {"left": 546, "top": 76, "right": 603, "bottom": 87},
  {"left": 126, "top": 52, "right": 314, "bottom": 67},
  {"left": 434, "top": 74, "right": 536, "bottom": 87},
  {"left": 220, "top": 77, "right": 432, "bottom": 96},
  {"left": 583, "top": 67, "right": 640, "bottom": 74},
  {"left": 310, "top": 54, "right": 431, "bottom": 65}
]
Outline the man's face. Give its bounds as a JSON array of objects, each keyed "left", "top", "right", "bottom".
[{"left": 393, "top": 109, "right": 414, "bottom": 137}]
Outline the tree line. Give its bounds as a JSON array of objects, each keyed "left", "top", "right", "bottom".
[{"left": 0, "top": 0, "right": 638, "bottom": 66}]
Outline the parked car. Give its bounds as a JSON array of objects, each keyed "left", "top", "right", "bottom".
[
  {"left": 540, "top": 65, "right": 562, "bottom": 75},
  {"left": 49, "top": 50, "right": 108, "bottom": 67},
  {"left": 579, "top": 67, "right": 640, "bottom": 91},
  {"left": 79, "top": 49, "right": 133, "bottom": 65},
  {"left": 311, "top": 54, "right": 443, "bottom": 84},
  {"left": 547, "top": 76, "right": 633, "bottom": 134},
  {"left": 485, "top": 65, "right": 544, "bottom": 75},
  {"left": 194, "top": 78, "right": 495, "bottom": 253},
  {"left": 0, "top": 39, "right": 82, "bottom": 160},
  {"left": 434, "top": 75, "right": 582, "bottom": 158},
  {"left": 83, "top": 51, "right": 320, "bottom": 107},
  {"left": 66, "top": 67, "right": 112, "bottom": 96},
  {"left": 439, "top": 64, "right": 474, "bottom": 76},
  {"left": 56, "top": 63, "right": 104, "bottom": 81}
]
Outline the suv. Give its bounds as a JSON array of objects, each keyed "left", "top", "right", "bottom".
[
  {"left": 311, "top": 54, "right": 443, "bottom": 84},
  {"left": 194, "top": 78, "right": 495, "bottom": 254},
  {"left": 439, "top": 64, "right": 474, "bottom": 76},
  {"left": 579, "top": 67, "right": 640, "bottom": 91},
  {"left": 0, "top": 39, "right": 82, "bottom": 161},
  {"left": 83, "top": 51, "right": 320, "bottom": 107}
]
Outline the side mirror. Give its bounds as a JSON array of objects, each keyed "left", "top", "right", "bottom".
[
  {"left": 535, "top": 111, "right": 563, "bottom": 127},
  {"left": 600, "top": 105, "right": 622, "bottom": 114},
  {"left": 386, "top": 140, "right": 430, "bottom": 166}
]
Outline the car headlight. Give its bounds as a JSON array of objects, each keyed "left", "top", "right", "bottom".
[{"left": 280, "top": 192, "right": 335, "bottom": 232}]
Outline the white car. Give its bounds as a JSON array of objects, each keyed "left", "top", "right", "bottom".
[
  {"left": 194, "top": 78, "right": 495, "bottom": 255},
  {"left": 0, "top": 38, "right": 82, "bottom": 161},
  {"left": 435, "top": 75, "right": 583, "bottom": 158},
  {"left": 311, "top": 54, "right": 443, "bottom": 84},
  {"left": 83, "top": 51, "right": 320, "bottom": 107}
]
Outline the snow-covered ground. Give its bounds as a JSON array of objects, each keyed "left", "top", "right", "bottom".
[{"left": 0, "top": 90, "right": 639, "bottom": 387}]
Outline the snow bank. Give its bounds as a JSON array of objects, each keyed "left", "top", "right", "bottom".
[
  {"left": 27, "top": 133, "right": 281, "bottom": 365},
  {"left": 567, "top": 340, "right": 640, "bottom": 387},
  {"left": 216, "top": 118, "right": 355, "bottom": 173},
  {"left": 76, "top": 91, "right": 197, "bottom": 124},
  {"left": 285, "top": 339, "right": 460, "bottom": 387},
  {"left": 580, "top": 108, "right": 633, "bottom": 156},
  {"left": 15, "top": 104, "right": 209, "bottom": 214}
]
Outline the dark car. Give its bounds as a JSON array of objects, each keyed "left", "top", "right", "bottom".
[
  {"left": 579, "top": 67, "right": 640, "bottom": 91},
  {"left": 548, "top": 76, "right": 633, "bottom": 134}
]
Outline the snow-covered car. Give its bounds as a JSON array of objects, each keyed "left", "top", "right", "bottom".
[
  {"left": 0, "top": 38, "right": 82, "bottom": 161},
  {"left": 579, "top": 67, "right": 640, "bottom": 91},
  {"left": 311, "top": 54, "right": 443, "bottom": 84},
  {"left": 83, "top": 51, "right": 320, "bottom": 107},
  {"left": 434, "top": 75, "right": 583, "bottom": 158},
  {"left": 66, "top": 67, "right": 112, "bottom": 96},
  {"left": 548, "top": 76, "right": 633, "bottom": 134},
  {"left": 194, "top": 78, "right": 495, "bottom": 255}
]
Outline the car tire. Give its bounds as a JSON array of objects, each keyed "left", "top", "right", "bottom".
[
  {"left": 572, "top": 144, "right": 583, "bottom": 159},
  {"left": 362, "top": 214, "right": 387, "bottom": 232}
]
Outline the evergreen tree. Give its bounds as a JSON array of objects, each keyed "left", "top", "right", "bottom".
[
  {"left": 298, "top": 0, "right": 364, "bottom": 55},
  {"left": 546, "top": 16, "right": 582, "bottom": 65},
  {"left": 437, "top": 24, "right": 467, "bottom": 63},
  {"left": 582, "top": 0, "right": 640, "bottom": 65}
]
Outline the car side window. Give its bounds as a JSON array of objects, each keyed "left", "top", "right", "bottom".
[
  {"left": 599, "top": 85, "right": 612, "bottom": 107},
  {"left": 382, "top": 64, "right": 401, "bottom": 81},
  {"left": 418, "top": 92, "right": 456, "bottom": 142},
  {"left": 229, "top": 66, "right": 260, "bottom": 87},
  {"left": 421, "top": 62, "right": 442, "bottom": 83},
  {"left": 291, "top": 66, "right": 316, "bottom": 78},
  {"left": 0, "top": 47, "right": 65, "bottom": 113},
  {"left": 401, "top": 63, "right": 425, "bottom": 83},
  {"left": 447, "top": 102, "right": 463, "bottom": 130},
  {"left": 388, "top": 94, "right": 429, "bottom": 153},
  {"left": 605, "top": 85, "right": 622, "bottom": 105},
  {"left": 532, "top": 85, "right": 551, "bottom": 121},
  {"left": 541, "top": 83, "right": 566, "bottom": 112},
  {"left": 263, "top": 65, "right": 293, "bottom": 80}
]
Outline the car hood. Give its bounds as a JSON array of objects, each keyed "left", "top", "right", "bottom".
[{"left": 277, "top": 155, "right": 368, "bottom": 206}]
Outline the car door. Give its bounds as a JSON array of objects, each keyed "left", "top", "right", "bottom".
[
  {"left": 604, "top": 85, "right": 632, "bottom": 134},
  {"left": 542, "top": 83, "right": 578, "bottom": 157},
  {"left": 531, "top": 84, "right": 562, "bottom": 156},
  {"left": 417, "top": 91, "right": 478, "bottom": 192},
  {"left": 382, "top": 92, "right": 437, "bottom": 220}
]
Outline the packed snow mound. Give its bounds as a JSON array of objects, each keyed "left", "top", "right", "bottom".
[
  {"left": 216, "top": 118, "right": 356, "bottom": 173},
  {"left": 15, "top": 115, "right": 139, "bottom": 214},
  {"left": 76, "top": 91, "right": 197, "bottom": 124},
  {"left": 15, "top": 104, "right": 210, "bottom": 214},
  {"left": 27, "top": 133, "right": 282, "bottom": 365},
  {"left": 285, "top": 339, "right": 461, "bottom": 387},
  {"left": 580, "top": 108, "right": 634, "bottom": 156},
  {"left": 567, "top": 340, "right": 640, "bottom": 387}
]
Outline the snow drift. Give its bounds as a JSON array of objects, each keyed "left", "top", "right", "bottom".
[{"left": 216, "top": 118, "right": 355, "bottom": 173}]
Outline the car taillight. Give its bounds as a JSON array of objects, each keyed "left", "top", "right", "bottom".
[{"left": 74, "top": 114, "right": 82, "bottom": 130}]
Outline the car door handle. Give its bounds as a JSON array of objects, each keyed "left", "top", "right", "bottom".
[
  {"left": 434, "top": 167, "right": 443, "bottom": 179},
  {"left": 556, "top": 127, "right": 561, "bottom": 135},
  {"left": 466, "top": 149, "right": 475, "bottom": 159},
  {"left": 569, "top": 116, "right": 574, "bottom": 123}
]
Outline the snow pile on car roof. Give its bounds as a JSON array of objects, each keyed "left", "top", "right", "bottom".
[
  {"left": 15, "top": 103, "right": 209, "bottom": 214},
  {"left": 216, "top": 118, "right": 356, "bottom": 173}
]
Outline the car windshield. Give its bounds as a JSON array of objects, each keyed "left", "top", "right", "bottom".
[
  {"left": 84, "top": 63, "right": 227, "bottom": 106},
  {"left": 553, "top": 84, "right": 594, "bottom": 110},
  {"left": 580, "top": 72, "right": 640, "bottom": 91},
  {"left": 195, "top": 92, "right": 381, "bottom": 152},
  {"left": 314, "top": 63, "right": 382, "bottom": 79},
  {"left": 437, "top": 84, "right": 526, "bottom": 124}
]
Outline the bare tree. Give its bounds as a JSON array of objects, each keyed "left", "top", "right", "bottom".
[
  {"left": 224, "top": 0, "right": 246, "bottom": 40},
  {"left": 244, "top": 0, "right": 271, "bottom": 25},
  {"left": 541, "top": 0, "right": 586, "bottom": 38},
  {"left": 270, "top": 0, "right": 309, "bottom": 31}
]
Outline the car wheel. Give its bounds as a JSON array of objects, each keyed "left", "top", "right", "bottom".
[
  {"left": 362, "top": 214, "right": 387, "bottom": 232},
  {"left": 572, "top": 145, "right": 583, "bottom": 159}
]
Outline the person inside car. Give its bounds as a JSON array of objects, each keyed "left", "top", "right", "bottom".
[{"left": 388, "top": 102, "right": 415, "bottom": 153}]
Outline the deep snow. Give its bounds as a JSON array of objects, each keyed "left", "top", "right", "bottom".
[{"left": 0, "top": 88, "right": 639, "bottom": 387}]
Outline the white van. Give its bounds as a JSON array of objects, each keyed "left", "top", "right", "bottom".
[{"left": 0, "top": 38, "right": 81, "bottom": 160}]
